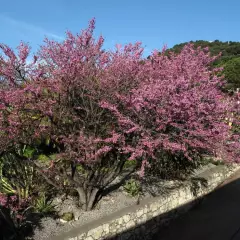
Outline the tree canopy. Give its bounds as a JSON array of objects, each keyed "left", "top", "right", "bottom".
[{"left": 167, "top": 40, "right": 240, "bottom": 92}]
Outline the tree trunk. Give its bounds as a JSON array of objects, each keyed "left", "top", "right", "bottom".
[{"left": 76, "top": 187, "right": 99, "bottom": 211}]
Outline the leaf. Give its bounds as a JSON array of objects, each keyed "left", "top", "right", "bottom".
[
  {"left": 23, "top": 146, "right": 35, "bottom": 158},
  {"left": 37, "top": 154, "right": 50, "bottom": 162},
  {"left": 45, "top": 137, "right": 50, "bottom": 146}
]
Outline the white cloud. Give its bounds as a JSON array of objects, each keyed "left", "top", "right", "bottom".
[{"left": 0, "top": 14, "right": 64, "bottom": 40}]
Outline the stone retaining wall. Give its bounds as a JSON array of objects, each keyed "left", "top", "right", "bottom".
[{"left": 52, "top": 164, "right": 240, "bottom": 240}]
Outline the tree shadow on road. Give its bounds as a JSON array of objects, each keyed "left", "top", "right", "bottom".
[{"left": 104, "top": 175, "right": 240, "bottom": 240}]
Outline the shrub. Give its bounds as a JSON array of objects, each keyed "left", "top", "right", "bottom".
[
  {"left": 33, "top": 193, "right": 55, "bottom": 215},
  {"left": 0, "top": 153, "right": 34, "bottom": 200},
  {"left": 123, "top": 178, "right": 141, "bottom": 197},
  {"left": 60, "top": 212, "right": 74, "bottom": 222}
]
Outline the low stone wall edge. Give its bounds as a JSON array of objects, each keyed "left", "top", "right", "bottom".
[{"left": 51, "top": 163, "right": 240, "bottom": 240}]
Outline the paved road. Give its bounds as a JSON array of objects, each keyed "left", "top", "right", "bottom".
[{"left": 152, "top": 170, "right": 240, "bottom": 240}]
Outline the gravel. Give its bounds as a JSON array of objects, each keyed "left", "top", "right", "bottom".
[
  {"left": 30, "top": 183, "right": 176, "bottom": 240},
  {"left": 30, "top": 164, "right": 215, "bottom": 240},
  {"left": 31, "top": 190, "right": 138, "bottom": 240}
]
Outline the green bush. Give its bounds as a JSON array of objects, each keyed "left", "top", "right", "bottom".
[
  {"left": 223, "top": 57, "right": 240, "bottom": 92},
  {"left": 123, "top": 178, "right": 141, "bottom": 197},
  {"left": 33, "top": 193, "right": 55, "bottom": 215},
  {"left": 0, "top": 153, "right": 34, "bottom": 200},
  {"left": 60, "top": 212, "right": 74, "bottom": 222}
]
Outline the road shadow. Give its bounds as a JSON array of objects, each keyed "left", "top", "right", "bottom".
[
  {"left": 0, "top": 210, "right": 57, "bottom": 240},
  {"left": 104, "top": 174, "right": 240, "bottom": 240}
]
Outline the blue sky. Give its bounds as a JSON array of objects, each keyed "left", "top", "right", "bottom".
[{"left": 0, "top": 0, "right": 239, "bottom": 56}]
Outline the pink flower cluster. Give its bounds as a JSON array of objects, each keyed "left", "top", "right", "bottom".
[{"left": 0, "top": 193, "right": 29, "bottom": 222}]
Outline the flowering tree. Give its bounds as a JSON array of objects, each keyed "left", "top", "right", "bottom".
[
  {"left": 0, "top": 19, "right": 239, "bottom": 211},
  {"left": 0, "top": 19, "right": 144, "bottom": 210},
  {"left": 102, "top": 45, "right": 240, "bottom": 176}
]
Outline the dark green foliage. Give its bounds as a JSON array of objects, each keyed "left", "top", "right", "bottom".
[
  {"left": 168, "top": 40, "right": 240, "bottom": 58},
  {"left": 145, "top": 151, "right": 204, "bottom": 180},
  {"left": 0, "top": 143, "right": 57, "bottom": 201},
  {"left": 223, "top": 57, "right": 240, "bottom": 91},
  {"left": 0, "top": 153, "right": 35, "bottom": 200},
  {"left": 123, "top": 159, "right": 137, "bottom": 169},
  {"left": 0, "top": 143, "right": 58, "bottom": 239}
]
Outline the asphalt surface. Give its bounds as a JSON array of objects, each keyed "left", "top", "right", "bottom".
[{"left": 152, "top": 170, "right": 240, "bottom": 240}]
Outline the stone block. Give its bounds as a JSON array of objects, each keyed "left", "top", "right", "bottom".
[
  {"left": 87, "top": 226, "right": 103, "bottom": 239},
  {"left": 123, "top": 214, "right": 131, "bottom": 223}
]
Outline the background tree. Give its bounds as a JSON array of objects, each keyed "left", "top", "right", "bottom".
[
  {"left": 104, "top": 44, "right": 240, "bottom": 177},
  {"left": 223, "top": 57, "right": 240, "bottom": 92}
]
